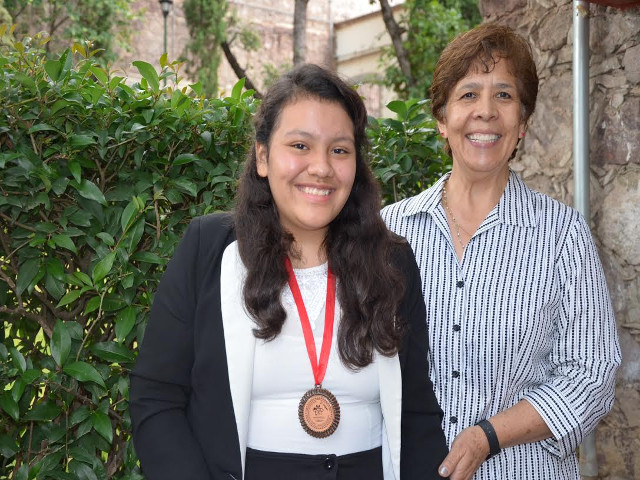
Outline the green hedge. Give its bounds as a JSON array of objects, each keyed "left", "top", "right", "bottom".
[{"left": 0, "top": 32, "right": 449, "bottom": 479}]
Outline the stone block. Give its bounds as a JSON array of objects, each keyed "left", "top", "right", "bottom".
[
  {"left": 623, "top": 44, "right": 640, "bottom": 84},
  {"left": 597, "top": 166, "right": 640, "bottom": 263},
  {"left": 593, "top": 97, "right": 640, "bottom": 166}
]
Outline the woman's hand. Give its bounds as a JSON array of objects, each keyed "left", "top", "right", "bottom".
[{"left": 438, "top": 425, "right": 489, "bottom": 480}]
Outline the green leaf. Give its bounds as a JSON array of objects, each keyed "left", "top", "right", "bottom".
[
  {"left": 120, "top": 200, "right": 139, "bottom": 232},
  {"left": 89, "top": 65, "right": 108, "bottom": 86},
  {"left": 70, "top": 406, "right": 91, "bottom": 427},
  {"left": 130, "top": 251, "right": 164, "bottom": 264},
  {"left": 89, "top": 342, "right": 135, "bottom": 364},
  {"left": 52, "top": 234, "right": 78, "bottom": 253},
  {"left": 72, "top": 179, "right": 107, "bottom": 205},
  {"left": 172, "top": 178, "right": 198, "bottom": 197},
  {"left": 386, "top": 100, "right": 408, "bottom": 118},
  {"left": 21, "top": 369, "right": 41, "bottom": 384},
  {"left": 115, "top": 306, "right": 136, "bottom": 341},
  {"left": 0, "top": 434, "right": 19, "bottom": 459},
  {"left": 57, "top": 289, "right": 82, "bottom": 308},
  {"left": 173, "top": 153, "right": 198, "bottom": 165},
  {"left": 28, "top": 123, "right": 57, "bottom": 134},
  {"left": 70, "top": 462, "right": 99, "bottom": 480},
  {"left": 74, "top": 271, "right": 93, "bottom": 287},
  {"left": 14, "top": 464, "right": 28, "bottom": 480},
  {"left": 190, "top": 81, "right": 203, "bottom": 96},
  {"left": 23, "top": 401, "right": 61, "bottom": 421},
  {"left": 92, "top": 252, "right": 116, "bottom": 284},
  {"left": 125, "top": 217, "right": 145, "bottom": 252},
  {"left": 51, "top": 320, "right": 72, "bottom": 367},
  {"left": 0, "top": 394, "right": 19, "bottom": 421},
  {"left": 45, "top": 59, "right": 62, "bottom": 81},
  {"left": 68, "top": 159, "right": 82, "bottom": 183},
  {"left": 69, "top": 134, "right": 96, "bottom": 147},
  {"left": 109, "top": 75, "right": 124, "bottom": 90},
  {"left": 84, "top": 296, "right": 101, "bottom": 315},
  {"left": 96, "top": 232, "right": 115, "bottom": 246},
  {"left": 92, "top": 411, "right": 113, "bottom": 443},
  {"left": 132, "top": 60, "right": 160, "bottom": 92},
  {"left": 63, "top": 361, "right": 106, "bottom": 387},
  {"left": 10, "top": 347, "right": 26, "bottom": 373},
  {"left": 16, "top": 258, "right": 40, "bottom": 295},
  {"left": 231, "top": 77, "right": 246, "bottom": 100}
]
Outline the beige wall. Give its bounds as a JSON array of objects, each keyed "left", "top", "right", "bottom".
[{"left": 334, "top": 6, "right": 405, "bottom": 117}]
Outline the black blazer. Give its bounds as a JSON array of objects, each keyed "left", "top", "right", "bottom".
[{"left": 130, "top": 213, "right": 447, "bottom": 479}]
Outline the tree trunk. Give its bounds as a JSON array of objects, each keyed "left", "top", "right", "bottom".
[
  {"left": 220, "top": 41, "right": 263, "bottom": 98},
  {"left": 378, "top": 0, "right": 414, "bottom": 88},
  {"left": 293, "top": 0, "right": 309, "bottom": 65}
]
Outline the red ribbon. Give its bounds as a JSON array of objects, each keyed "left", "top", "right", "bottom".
[{"left": 285, "top": 257, "right": 336, "bottom": 387}]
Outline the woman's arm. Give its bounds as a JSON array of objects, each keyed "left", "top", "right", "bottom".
[
  {"left": 129, "top": 217, "right": 211, "bottom": 479},
  {"left": 397, "top": 242, "right": 449, "bottom": 479},
  {"left": 437, "top": 400, "right": 551, "bottom": 479},
  {"left": 438, "top": 214, "right": 621, "bottom": 480}
]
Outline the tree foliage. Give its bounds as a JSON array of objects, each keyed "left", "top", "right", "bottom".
[
  {"left": 4, "top": 0, "right": 137, "bottom": 60},
  {"left": 0, "top": 0, "right": 11, "bottom": 26},
  {"left": 183, "top": 0, "right": 263, "bottom": 98},
  {"left": 183, "top": 0, "right": 228, "bottom": 97},
  {"left": 368, "top": 98, "right": 451, "bottom": 203},
  {"left": 0, "top": 33, "right": 256, "bottom": 478},
  {"left": 381, "top": 0, "right": 481, "bottom": 99}
]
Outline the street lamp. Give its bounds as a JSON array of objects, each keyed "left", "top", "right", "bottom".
[{"left": 159, "top": 0, "right": 173, "bottom": 56}]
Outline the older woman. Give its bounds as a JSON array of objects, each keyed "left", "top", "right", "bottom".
[{"left": 382, "top": 24, "right": 620, "bottom": 480}]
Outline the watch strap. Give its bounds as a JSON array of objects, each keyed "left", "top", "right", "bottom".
[{"left": 476, "top": 419, "right": 501, "bottom": 459}]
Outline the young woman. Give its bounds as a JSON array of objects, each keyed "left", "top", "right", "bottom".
[{"left": 130, "top": 64, "right": 448, "bottom": 480}]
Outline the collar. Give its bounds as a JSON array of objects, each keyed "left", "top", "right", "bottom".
[{"left": 402, "top": 170, "right": 538, "bottom": 228}]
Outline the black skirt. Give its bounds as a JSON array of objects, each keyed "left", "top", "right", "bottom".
[{"left": 245, "top": 446, "right": 383, "bottom": 480}]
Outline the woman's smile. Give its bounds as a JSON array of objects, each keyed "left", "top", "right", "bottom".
[
  {"left": 256, "top": 98, "right": 356, "bottom": 243},
  {"left": 438, "top": 58, "right": 526, "bottom": 179}
]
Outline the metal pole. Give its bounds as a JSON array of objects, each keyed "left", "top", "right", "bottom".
[
  {"left": 573, "top": 2, "right": 597, "bottom": 476},
  {"left": 163, "top": 14, "right": 168, "bottom": 86},
  {"left": 163, "top": 14, "right": 168, "bottom": 56},
  {"left": 573, "top": 0, "right": 590, "bottom": 220}
]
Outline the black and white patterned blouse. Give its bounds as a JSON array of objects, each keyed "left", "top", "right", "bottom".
[{"left": 382, "top": 170, "right": 621, "bottom": 480}]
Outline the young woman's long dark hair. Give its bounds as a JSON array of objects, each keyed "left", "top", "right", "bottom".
[{"left": 235, "top": 64, "right": 405, "bottom": 369}]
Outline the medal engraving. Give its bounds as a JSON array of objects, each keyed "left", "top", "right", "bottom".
[{"left": 298, "top": 386, "right": 340, "bottom": 438}]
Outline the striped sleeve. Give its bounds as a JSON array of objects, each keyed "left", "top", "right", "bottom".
[{"left": 524, "top": 214, "right": 621, "bottom": 459}]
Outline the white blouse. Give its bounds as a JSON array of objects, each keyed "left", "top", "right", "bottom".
[{"left": 247, "top": 262, "right": 383, "bottom": 455}]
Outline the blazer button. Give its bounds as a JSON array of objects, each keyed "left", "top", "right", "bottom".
[{"left": 324, "top": 457, "right": 335, "bottom": 470}]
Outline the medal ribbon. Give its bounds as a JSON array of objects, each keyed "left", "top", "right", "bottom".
[{"left": 285, "top": 257, "right": 336, "bottom": 387}]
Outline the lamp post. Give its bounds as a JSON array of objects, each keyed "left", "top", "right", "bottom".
[{"left": 159, "top": 0, "right": 173, "bottom": 57}]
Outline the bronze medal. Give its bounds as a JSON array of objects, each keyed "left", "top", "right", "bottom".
[
  {"left": 298, "top": 386, "right": 341, "bottom": 438},
  {"left": 285, "top": 257, "right": 340, "bottom": 438}
]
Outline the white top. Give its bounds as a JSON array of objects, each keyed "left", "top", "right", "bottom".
[
  {"left": 382, "top": 171, "right": 621, "bottom": 480},
  {"left": 247, "top": 262, "right": 383, "bottom": 455}
]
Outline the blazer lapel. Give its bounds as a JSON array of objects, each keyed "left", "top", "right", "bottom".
[
  {"left": 378, "top": 352, "right": 402, "bottom": 480},
  {"left": 220, "top": 241, "right": 256, "bottom": 477}
]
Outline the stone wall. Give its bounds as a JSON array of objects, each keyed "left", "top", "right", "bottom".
[{"left": 480, "top": 1, "right": 640, "bottom": 478}]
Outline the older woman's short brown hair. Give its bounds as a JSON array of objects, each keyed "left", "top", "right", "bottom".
[{"left": 431, "top": 23, "right": 539, "bottom": 155}]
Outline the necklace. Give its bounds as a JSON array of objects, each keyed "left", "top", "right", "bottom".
[{"left": 442, "top": 180, "right": 469, "bottom": 250}]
